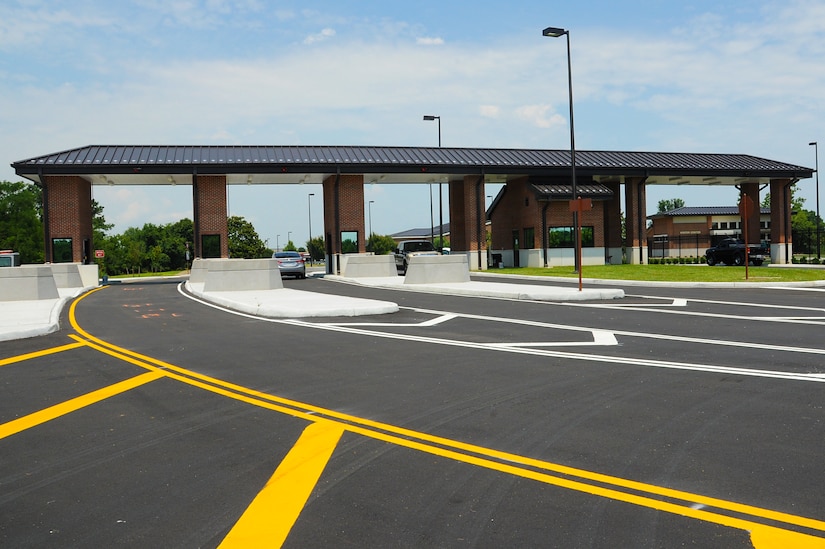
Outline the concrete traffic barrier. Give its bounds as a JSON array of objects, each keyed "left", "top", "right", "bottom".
[
  {"left": 404, "top": 255, "right": 471, "bottom": 284},
  {"left": 0, "top": 265, "right": 60, "bottom": 301},
  {"left": 201, "top": 258, "right": 285, "bottom": 292},
  {"left": 341, "top": 254, "right": 398, "bottom": 278},
  {"left": 50, "top": 263, "right": 84, "bottom": 289}
]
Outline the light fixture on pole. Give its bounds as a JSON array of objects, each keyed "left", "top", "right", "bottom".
[
  {"left": 423, "top": 115, "right": 443, "bottom": 251},
  {"left": 543, "top": 25, "right": 580, "bottom": 275},
  {"left": 810, "top": 142, "right": 821, "bottom": 260}
]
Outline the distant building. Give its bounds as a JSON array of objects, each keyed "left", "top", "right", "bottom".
[{"left": 646, "top": 206, "right": 771, "bottom": 258}]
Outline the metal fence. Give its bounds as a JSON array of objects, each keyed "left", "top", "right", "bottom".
[
  {"left": 647, "top": 234, "right": 712, "bottom": 258},
  {"left": 792, "top": 227, "right": 824, "bottom": 256}
]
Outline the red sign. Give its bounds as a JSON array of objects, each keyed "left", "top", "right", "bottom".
[
  {"left": 94, "top": 249, "right": 105, "bottom": 258},
  {"left": 569, "top": 197, "right": 593, "bottom": 213}
]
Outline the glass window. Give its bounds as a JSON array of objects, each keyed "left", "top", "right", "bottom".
[
  {"left": 548, "top": 226, "right": 594, "bottom": 248},
  {"left": 523, "top": 228, "right": 535, "bottom": 249},
  {"left": 341, "top": 231, "right": 358, "bottom": 254},
  {"left": 202, "top": 234, "right": 221, "bottom": 258},
  {"left": 52, "top": 238, "right": 73, "bottom": 263}
]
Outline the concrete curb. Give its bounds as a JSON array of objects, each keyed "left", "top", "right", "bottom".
[{"left": 471, "top": 271, "right": 825, "bottom": 289}]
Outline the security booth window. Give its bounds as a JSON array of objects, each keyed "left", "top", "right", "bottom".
[
  {"left": 201, "top": 234, "right": 221, "bottom": 258},
  {"left": 523, "top": 227, "right": 535, "bottom": 249},
  {"left": 341, "top": 231, "right": 358, "bottom": 254},
  {"left": 548, "top": 226, "right": 594, "bottom": 248},
  {"left": 52, "top": 238, "right": 73, "bottom": 263}
]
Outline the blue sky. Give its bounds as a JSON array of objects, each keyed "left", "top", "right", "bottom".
[{"left": 2, "top": 0, "right": 823, "bottom": 247}]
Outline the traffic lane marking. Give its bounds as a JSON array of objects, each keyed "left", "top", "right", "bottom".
[
  {"left": 178, "top": 286, "right": 825, "bottom": 380},
  {"left": 0, "top": 341, "right": 85, "bottom": 367},
  {"left": 0, "top": 371, "right": 163, "bottom": 440},
  {"left": 62, "top": 329, "right": 825, "bottom": 544},
  {"left": 219, "top": 421, "right": 344, "bottom": 548},
  {"left": 70, "top": 286, "right": 825, "bottom": 543}
]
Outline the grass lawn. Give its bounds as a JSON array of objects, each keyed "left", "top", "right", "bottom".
[
  {"left": 109, "top": 270, "right": 187, "bottom": 279},
  {"left": 484, "top": 265, "right": 825, "bottom": 283}
]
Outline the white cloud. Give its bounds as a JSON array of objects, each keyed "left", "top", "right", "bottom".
[
  {"left": 479, "top": 105, "right": 500, "bottom": 118},
  {"left": 515, "top": 105, "right": 565, "bottom": 129},
  {"left": 303, "top": 28, "right": 336, "bottom": 45},
  {"left": 416, "top": 37, "right": 444, "bottom": 46}
]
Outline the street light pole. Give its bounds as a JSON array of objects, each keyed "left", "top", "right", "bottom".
[
  {"left": 276, "top": 234, "right": 280, "bottom": 252},
  {"left": 543, "top": 26, "right": 580, "bottom": 274},
  {"left": 424, "top": 115, "right": 444, "bottom": 251},
  {"left": 810, "top": 142, "right": 821, "bottom": 260},
  {"left": 288, "top": 231, "right": 292, "bottom": 247}
]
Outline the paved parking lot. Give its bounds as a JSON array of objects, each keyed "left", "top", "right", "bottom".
[{"left": 1, "top": 276, "right": 824, "bottom": 547}]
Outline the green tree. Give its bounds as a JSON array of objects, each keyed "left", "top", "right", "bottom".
[
  {"left": 283, "top": 240, "right": 297, "bottom": 252},
  {"left": 657, "top": 198, "right": 685, "bottom": 213},
  {"left": 367, "top": 233, "right": 398, "bottom": 255},
  {"left": 306, "top": 236, "right": 325, "bottom": 261},
  {"left": 227, "top": 215, "right": 268, "bottom": 258},
  {"left": 0, "top": 181, "right": 44, "bottom": 263}
]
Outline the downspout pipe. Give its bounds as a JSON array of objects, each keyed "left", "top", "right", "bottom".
[
  {"left": 542, "top": 201, "right": 550, "bottom": 268},
  {"left": 637, "top": 176, "right": 648, "bottom": 264},
  {"left": 476, "top": 173, "right": 484, "bottom": 270},
  {"left": 333, "top": 169, "right": 341, "bottom": 274},
  {"left": 785, "top": 178, "right": 798, "bottom": 263}
]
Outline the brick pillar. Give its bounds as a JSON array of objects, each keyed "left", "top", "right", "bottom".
[
  {"left": 193, "top": 174, "right": 228, "bottom": 258},
  {"left": 604, "top": 181, "right": 623, "bottom": 264},
  {"left": 741, "top": 183, "right": 761, "bottom": 246},
  {"left": 322, "top": 174, "right": 365, "bottom": 271},
  {"left": 624, "top": 177, "right": 648, "bottom": 264},
  {"left": 770, "top": 179, "right": 793, "bottom": 264},
  {"left": 42, "top": 175, "right": 93, "bottom": 263},
  {"left": 449, "top": 176, "right": 486, "bottom": 269}
]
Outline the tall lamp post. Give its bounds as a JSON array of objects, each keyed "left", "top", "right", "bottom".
[
  {"left": 543, "top": 26, "right": 580, "bottom": 274},
  {"left": 810, "top": 142, "right": 821, "bottom": 260},
  {"left": 423, "top": 115, "right": 444, "bottom": 251},
  {"left": 307, "top": 193, "right": 315, "bottom": 264},
  {"left": 368, "top": 200, "right": 375, "bottom": 250}
]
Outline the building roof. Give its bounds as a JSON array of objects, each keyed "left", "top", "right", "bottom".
[
  {"left": 391, "top": 224, "right": 450, "bottom": 239},
  {"left": 650, "top": 206, "right": 771, "bottom": 218},
  {"left": 11, "top": 145, "right": 813, "bottom": 187},
  {"left": 531, "top": 182, "right": 614, "bottom": 200}
]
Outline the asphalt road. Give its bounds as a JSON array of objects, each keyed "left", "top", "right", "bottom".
[{"left": 1, "top": 276, "right": 824, "bottom": 548}]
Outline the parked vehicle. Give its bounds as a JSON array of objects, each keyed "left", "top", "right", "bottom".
[
  {"left": 273, "top": 251, "right": 306, "bottom": 278},
  {"left": 0, "top": 251, "right": 20, "bottom": 267},
  {"left": 705, "top": 238, "right": 769, "bottom": 266},
  {"left": 394, "top": 240, "right": 439, "bottom": 273}
]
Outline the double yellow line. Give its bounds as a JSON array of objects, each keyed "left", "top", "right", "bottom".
[{"left": 1, "top": 287, "right": 822, "bottom": 548}]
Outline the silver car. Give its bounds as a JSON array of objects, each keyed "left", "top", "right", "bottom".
[{"left": 273, "top": 251, "right": 306, "bottom": 279}]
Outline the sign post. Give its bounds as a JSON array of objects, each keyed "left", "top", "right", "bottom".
[{"left": 569, "top": 197, "right": 592, "bottom": 291}]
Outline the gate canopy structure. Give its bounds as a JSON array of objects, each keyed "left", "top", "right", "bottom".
[{"left": 12, "top": 145, "right": 813, "bottom": 266}]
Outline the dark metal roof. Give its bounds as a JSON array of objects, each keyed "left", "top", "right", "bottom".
[
  {"left": 12, "top": 145, "right": 813, "bottom": 184},
  {"left": 531, "top": 182, "right": 614, "bottom": 200},
  {"left": 650, "top": 206, "right": 771, "bottom": 217}
]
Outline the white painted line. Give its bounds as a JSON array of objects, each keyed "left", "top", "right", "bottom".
[{"left": 178, "top": 284, "right": 825, "bottom": 385}]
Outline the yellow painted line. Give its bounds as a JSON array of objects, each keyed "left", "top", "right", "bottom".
[
  {"left": 0, "top": 341, "right": 85, "bottom": 367},
  {"left": 66, "top": 289, "right": 825, "bottom": 543},
  {"left": 0, "top": 371, "right": 163, "bottom": 440},
  {"left": 75, "top": 334, "right": 825, "bottom": 541},
  {"left": 219, "top": 421, "right": 344, "bottom": 548}
]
